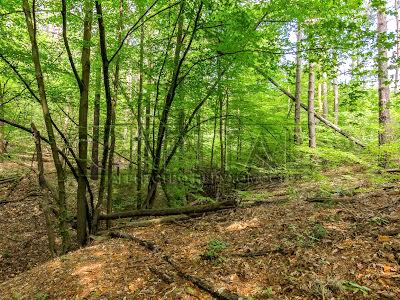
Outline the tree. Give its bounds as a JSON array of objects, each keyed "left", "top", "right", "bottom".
[{"left": 376, "top": 1, "right": 392, "bottom": 146}]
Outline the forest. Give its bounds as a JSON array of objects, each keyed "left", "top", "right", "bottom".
[{"left": 0, "top": 0, "right": 400, "bottom": 299}]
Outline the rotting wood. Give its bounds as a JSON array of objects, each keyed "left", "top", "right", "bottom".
[
  {"left": 99, "top": 200, "right": 236, "bottom": 221},
  {"left": 149, "top": 266, "right": 174, "bottom": 284},
  {"left": 0, "top": 176, "right": 19, "bottom": 185},
  {"left": 110, "top": 214, "right": 194, "bottom": 230},
  {"left": 109, "top": 231, "right": 158, "bottom": 251},
  {"left": 163, "top": 255, "right": 243, "bottom": 300},
  {"left": 0, "top": 191, "right": 41, "bottom": 205}
]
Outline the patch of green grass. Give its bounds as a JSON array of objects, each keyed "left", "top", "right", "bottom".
[
  {"left": 35, "top": 292, "right": 49, "bottom": 300},
  {"left": 369, "top": 216, "right": 389, "bottom": 226},
  {"left": 200, "top": 239, "right": 228, "bottom": 264},
  {"left": 2, "top": 250, "right": 12, "bottom": 259},
  {"left": 339, "top": 280, "right": 371, "bottom": 296},
  {"left": 309, "top": 223, "right": 327, "bottom": 241}
]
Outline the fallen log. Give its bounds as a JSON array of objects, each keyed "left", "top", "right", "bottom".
[
  {"left": 110, "top": 214, "right": 195, "bottom": 230},
  {"left": 149, "top": 266, "right": 174, "bottom": 284},
  {"left": 109, "top": 231, "right": 158, "bottom": 251},
  {"left": 108, "top": 231, "right": 244, "bottom": 300},
  {"left": 0, "top": 176, "right": 19, "bottom": 185},
  {"left": 99, "top": 200, "right": 236, "bottom": 221},
  {"left": 255, "top": 68, "right": 365, "bottom": 148},
  {"left": 163, "top": 255, "right": 242, "bottom": 300}
]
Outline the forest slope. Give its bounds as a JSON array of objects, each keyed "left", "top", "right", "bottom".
[{"left": 0, "top": 166, "right": 400, "bottom": 300}]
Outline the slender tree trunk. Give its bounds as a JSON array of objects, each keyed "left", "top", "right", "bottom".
[
  {"left": 308, "top": 63, "right": 316, "bottom": 149},
  {"left": 317, "top": 82, "right": 322, "bottom": 112},
  {"left": 136, "top": 23, "right": 145, "bottom": 208},
  {"left": 22, "top": 0, "right": 69, "bottom": 252},
  {"left": 91, "top": 66, "right": 101, "bottom": 180},
  {"left": 294, "top": 24, "right": 302, "bottom": 145},
  {"left": 322, "top": 72, "right": 328, "bottom": 118},
  {"left": 224, "top": 90, "right": 229, "bottom": 170},
  {"left": 146, "top": 1, "right": 198, "bottom": 208},
  {"left": 218, "top": 63, "right": 225, "bottom": 177},
  {"left": 144, "top": 94, "right": 151, "bottom": 175},
  {"left": 76, "top": 0, "right": 93, "bottom": 246},
  {"left": 333, "top": 74, "right": 339, "bottom": 125},
  {"left": 106, "top": 0, "right": 123, "bottom": 228},
  {"left": 377, "top": 4, "right": 392, "bottom": 146},
  {"left": 196, "top": 112, "right": 202, "bottom": 163},
  {"left": 93, "top": 0, "right": 114, "bottom": 232},
  {"left": 210, "top": 98, "right": 217, "bottom": 168},
  {"left": 32, "top": 123, "right": 56, "bottom": 257},
  {"left": 236, "top": 109, "right": 241, "bottom": 161}
]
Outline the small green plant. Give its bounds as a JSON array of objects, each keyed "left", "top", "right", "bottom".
[
  {"left": 286, "top": 186, "right": 299, "bottom": 200},
  {"left": 35, "top": 292, "right": 49, "bottom": 300},
  {"left": 261, "top": 287, "right": 274, "bottom": 297},
  {"left": 339, "top": 280, "right": 371, "bottom": 295},
  {"left": 11, "top": 291, "right": 22, "bottom": 300},
  {"left": 200, "top": 239, "right": 227, "bottom": 264},
  {"left": 369, "top": 216, "right": 389, "bottom": 226},
  {"left": 2, "top": 250, "right": 11, "bottom": 259},
  {"left": 309, "top": 223, "right": 327, "bottom": 241}
]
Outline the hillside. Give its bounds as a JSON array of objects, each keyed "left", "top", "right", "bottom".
[{"left": 1, "top": 166, "right": 399, "bottom": 300}]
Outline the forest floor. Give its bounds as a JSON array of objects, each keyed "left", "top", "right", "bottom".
[{"left": 0, "top": 164, "right": 399, "bottom": 299}]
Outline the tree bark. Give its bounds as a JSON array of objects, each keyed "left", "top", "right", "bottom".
[
  {"left": 76, "top": 0, "right": 93, "bottom": 246},
  {"left": 308, "top": 63, "right": 316, "bottom": 148},
  {"left": 333, "top": 73, "right": 339, "bottom": 125},
  {"left": 322, "top": 72, "right": 328, "bottom": 118},
  {"left": 91, "top": 66, "right": 101, "bottom": 180},
  {"left": 99, "top": 200, "right": 236, "bottom": 220},
  {"left": 31, "top": 123, "right": 56, "bottom": 257},
  {"left": 294, "top": 24, "right": 302, "bottom": 145},
  {"left": 22, "top": 0, "right": 69, "bottom": 253},
  {"left": 106, "top": 0, "right": 123, "bottom": 228},
  {"left": 377, "top": 4, "right": 392, "bottom": 146},
  {"left": 137, "top": 22, "right": 145, "bottom": 208},
  {"left": 93, "top": 0, "right": 114, "bottom": 232}
]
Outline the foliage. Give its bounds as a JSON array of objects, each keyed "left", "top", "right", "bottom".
[{"left": 200, "top": 239, "right": 228, "bottom": 263}]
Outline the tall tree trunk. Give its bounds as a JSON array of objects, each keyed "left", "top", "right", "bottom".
[
  {"left": 218, "top": 81, "right": 225, "bottom": 177},
  {"left": 294, "top": 24, "right": 302, "bottom": 145},
  {"left": 308, "top": 63, "right": 316, "bottom": 149},
  {"left": 236, "top": 109, "right": 241, "bottom": 161},
  {"left": 92, "top": 0, "right": 114, "bottom": 232},
  {"left": 22, "top": 0, "right": 69, "bottom": 253},
  {"left": 91, "top": 66, "right": 101, "bottom": 180},
  {"left": 76, "top": 0, "right": 93, "bottom": 246},
  {"left": 196, "top": 112, "right": 202, "bottom": 163},
  {"left": 136, "top": 23, "right": 145, "bottom": 208},
  {"left": 333, "top": 73, "right": 339, "bottom": 125},
  {"left": 322, "top": 72, "right": 328, "bottom": 118},
  {"left": 317, "top": 82, "right": 322, "bottom": 112},
  {"left": 210, "top": 98, "right": 218, "bottom": 168},
  {"left": 377, "top": 4, "right": 392, "bottom": 146},
  {"left": 144, "top": 84, "right": 151, "bottom": 175},
  {"left": 106, "top": 0, "right": 123, "bottom": 228}
]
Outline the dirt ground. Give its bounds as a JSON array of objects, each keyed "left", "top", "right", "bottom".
[{"left": 0, "top": 164, "right": 399, "bottom": 299}]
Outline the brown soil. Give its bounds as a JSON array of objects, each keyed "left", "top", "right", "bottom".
[{"left": 0, "top": 165, "right": 399, "bottom": 299}]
